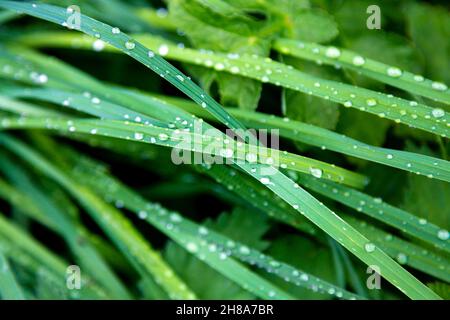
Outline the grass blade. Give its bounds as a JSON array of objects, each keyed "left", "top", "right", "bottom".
[{"left": 273, "top": 38, "right": 450, "bottom": 105}]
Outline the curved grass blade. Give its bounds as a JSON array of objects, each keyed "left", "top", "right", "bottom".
[
  {"left": 273, "top": 38, "right": 450, "bottom": 105},
  {"left": 0, "top": 1, "right": 246, "bottom": 131},
  {"left": 195, "top": 160, "right": 450, "bottom": 284},
  {"left": 0, "top": 116, "right": 366, "bottom": 188},
  {"left": 298, "top": 174, "right": 450, "bottom": 253},
  {"left": 13, "top": 30, "right": 450, "bottom": 138},
  {"left": 0, "top": 249, "right": 25, "bottom": 299}
]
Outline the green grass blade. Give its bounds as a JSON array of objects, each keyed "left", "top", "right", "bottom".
[
  {"left": 68, "top": 155, "right": 362, "bottom": 300},
  {"left": 0, "top": 1, "right": 246, "bottom": 131},
  {"left": 273, "top": 38, "right": 450, "bottom": 105},
  {"left": 0, "top": 116, "right": 366, "bottom": 188},
  {"left": 298, "top": 174, "right": 450, "bottom": 253},
  {"left": 13, "top": 30, "right": 450, "bottom": 138},
  {"left": 154, "top": 95, "right": 450, "bottom": 183}
]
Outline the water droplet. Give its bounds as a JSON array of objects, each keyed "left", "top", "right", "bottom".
[
  {"left": 246, "top": 153, "right": 257, "bottom": 163},
  {"left": 260, "top": 177, "right": 272, "bottom": 185},
  {"left": 138, "top": 210, "right": 148, "bottom": 219},
  {"left": 396, "top": 253, "right": 408, "bottom": 264},
  {"left": 325, "top": 47, "right": 341, "bottom": 58},
  {"left": 437, "top": 229, "right": 449, "bottom": 241},
  {"left": 309, "top": 168, "right": 323, "bottom": 178},
  {"left": 431, "top": 82, "right": 447, "bottom": 91},
  {"left": 300, "top": 274, "right": 309, "bottom": 281},
  {"left": 387, "top": 67, "right": 402, "bottom": 77},
  {"left": 134, "top": 132, "right": 144, "bottom": 140},
  {"left": 148, "top": 51, "right": 155, "bottom": 58},
  {"left": 418, "top": 218, "right": 427, "bottom": 225},
  {"left": 413, "top": 75, "right": 424, "bottom": 82},
  {"left": 219, "top": 148, "right": 233, "bottom": 158},
  {"left": 112, "top": 27, "right": 121, "bottom": 34},
  {"left": 386, "top": 154, "right": 393, "bottom": 159},
  {"left": 92, "top": 39, "right": 105, "bottom": 52},
  {"left": 230, "top": 66, "right": 240, "bottom": 74},
  {"left": 343, "top": 101, "right": 353, "bottom": 107},
  {"left": 158, "top": 133, "right": 169, "bottom": 141},
  {"left": 198, "top": 227, "right": 208, "bottom": 235},
  {"left": 158, "top": 44, "right": 169, "bottom": 56},
  {"left": 214, "top": 63, "right": 225, "bottom": 71},
  {"left": 352, "top": 56, "right": 365, "bottom": 66},
  {"left": 125, "top": 41, "right": 135, "bottom": 50},
  {"left": 364, "top": 243, "right": 376, "bottom": 253},
  {"left": 431, "top": 108, "right": 445, "bottom": 118}
]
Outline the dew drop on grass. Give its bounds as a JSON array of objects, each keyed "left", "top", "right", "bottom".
[
  {"left": 343, "top": 101, "right": 353, "bottom": 107},
  {"left": 125, "top": 41, "right": 135, "bottom": 50},
  {"left": 148, "top": 51, "right": 155, "bottom": 58},
  {"left": 214, "top": 63, "right": 225, "bottom": 71},
  {"left": 198, "top": 227, "right": 208, "bottom": 235},
  {"left": 186, "top": 242, "right": 198, "bottom": 253},
  {"left": 239, "top": 246, "right": 250, "bottom": 255},
  {"left": 300, "top": 274, "right": 309, "bottom": 281},
  {"left": 366, "top": 98, "right": 377, "bottom": 107},
  {"left": 418, "top": 218, "right": 427, "bottom": 225},
  {"left": 112, "top": 27, "right": 121, "bottom": 34},
  {"left": 260, "top": 177, "right": 272, "bottom": 185},
  {"left": 431, "top": 82, "right": 448, "bottom": 91},
  {"left": 309, "top": 167, "right": 323, "bottom": 178},
  {"left": 386, "top": 154, "right": 393, "bottom": 159},
  {"left": 437, "top": 229, "right": 449, "bottom": 241},
  {"left": 325, "top": 47, "right": 341, "bottom": 58},
  {"left": 396, "top": 253, "right": 408, "bottom": 264},
  {"left": 431, "top": 108, "right": 445, "bottom": 118},
  {"left": 245, "top": 153, "right": 257, "bottom": 163},
  {"left": 387, "top": 67, "right": 402, "bottom": 77},
  {"left": 352, "top": 56, "right": 365, "bottom": 66},
  {"left": 158, "top": 133, "right": 169, "bottom": 141},
  {"left": 230, "top": 66, "right": 240, "bottom": 74},
  {"left": 413, "top": 75, "right": 424, "bottom": 82},
  {"left": 158, "top": 44, "right": 169, "bottom": 56},
  {"left": 364, "top": 243, "right": 376, "bottom": 253},
  {"left": 134, "top": 132, "right": 144, "bottom": 140},
  {"left": 91, "top": 97, "right": 101, "bottom": 104},
  {"left": 220, "top": 148, "right": 234, "bottom": 158}
]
